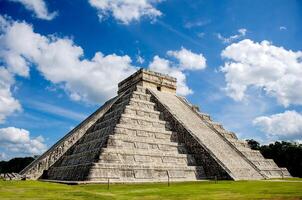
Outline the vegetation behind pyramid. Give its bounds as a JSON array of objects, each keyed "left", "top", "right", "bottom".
[{"left": 21, "top": 69, "right": 291, "bottom": 183}]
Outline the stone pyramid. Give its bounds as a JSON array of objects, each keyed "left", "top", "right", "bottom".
[{"left": 20, "top": 69, "right": 291, "bottom": 183}]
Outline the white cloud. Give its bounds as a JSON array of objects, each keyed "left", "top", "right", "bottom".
[
  {"left": 149, "top": 55, "right": 192, "bottom": 96},
  {"left": 280, "top": 26, "right": 287, "bottom": 30},
  {"left": 0, "top": 127, "right": 47, "bottom": 155},
  {"left": 149, "top": 47, "right": 206, "bottom": 96},
  {"left": 253, "top": 110, "right": 302, "bottom": 141},
  {"left": 136, "top": 55, "right": 144, "bottom": 64},
  {"left": 0, "top": 152, "right": 6, "bottom": 160},
  {"left": 89, "top": 0, "right": 162, "bottom": 24},
  {"left": 220, "top": 39, "right": 302, "bottom": 107},
  {"left": 9, "top": 0, "right": 57, "bottom": 20},
  {"left": 167, "top": 47, "right": 206, "bottom": 70},
  {"left": 0, "top": 15, "right": 137, "bottom": 104},
  {"left": 217, "top": 28, "right": 247, "bottom": 43},
  {"left": 0, "top": 67, "right": 21, "bottom": 123}
]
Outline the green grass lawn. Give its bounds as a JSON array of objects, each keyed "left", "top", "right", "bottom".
[{"left": 0, "top": 179, "right": 302, "bottom": 200}]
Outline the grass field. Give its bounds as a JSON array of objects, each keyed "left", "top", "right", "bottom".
[{"left": 0, "top": 179, "right": 302, "bottom": 200}]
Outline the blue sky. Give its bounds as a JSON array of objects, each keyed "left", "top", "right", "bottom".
[{"left": 0, "top": 0, "right": 301, "bottom": 160}]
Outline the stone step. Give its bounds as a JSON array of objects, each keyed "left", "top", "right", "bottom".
[
  {"left": 279, "top": 168, "right": 291, "bottom": 177},
  {"left": 123, "top": 106, "right": 160, "bottom": 120},
  {"left": 102, "top": 108, "right": 124, "bottom": 121},
  {"left": 88, "top": 163, "right": 202, "bottom": 180},
  {"left": 197, "top": 112, "right": 211, "bottom": 121},
  {"left": 92, "top": 162, "right": 200, "bottom": 171},
  {"left": 128, "top": 98, "right": 156, "bottom": 111},
  {"left": 241, "top": 150, "right": 264, "bottom": 160},
  {"left": 106, "top": 137, "right": 183, "bottom": 152},
  {"left": 100, "top": 146, "right": 189, "bottom": 159},
  {"left": 59, "top": 149, "right": 100, "bottom": 166},
  {"left": 259, "top": 170, "right": 284, "bottom": 178},
  {"left": 236, "top": 146, "right": 255, "bottom": 152},
  {"left": 103, "top": 93, "right": 160, "bottom": 120},
  {"left": 207, "top": 121, "right": 224, "bottom": 131},
  {"left": 119, "top": 114, "right": 169, "bottom": 130},
  {"left": 81, "top": 126, "right": 112, "bottom": 143},
  {"left": 116, "top": 91, "right": 146, "bottom": 104},
  {"left": 115, "top": 124, "right": 171, "bottom": 135},
  {"left": 108, "top": 134, "right": 178, "bottom": 148},
  {"left": 73, "top": 136, "right": 109, "bottom": 154},
  {"left": 93, "top": 116, "right": 120, "bottom": 131},
  {"left": 64, "top": 147, "right": 101, "bottom": 159},
  {"left": 250, "top": 159, "right": 279, "bottom": 169},
  {"left": 228, "top": 138, "right": 250, "bottom": 148},
  {"left": 135, "top": 85, "right": 147, "bottom": 94},
  {"left": 218, "top": 130, "right": 238, "bottom": 139},
  {"left": 50, "top": 164, "right": 198, "bottom": 181},
  {"left": 260, "top": 170, "right": 288, "bottom": 178},
  {"left": 99, "top": 150, "right": 194, "bottom": 166},
  {"left": 109, "top": 97, "right": 130, "bottom": 111},
  {"left": 47, "top": 163, "right": 93, "bottom": 181},
  {"left": 227, "top": 167, "right": 262, "bottom": 180},
  {"left": 131, "top": 91, "right": 152, "bottom": 101}
]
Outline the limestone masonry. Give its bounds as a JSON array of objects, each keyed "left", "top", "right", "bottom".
[{"left": 20, "top": 68, "right": 291, "bottom": 183}]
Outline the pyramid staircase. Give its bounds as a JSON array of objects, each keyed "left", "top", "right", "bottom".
[{"left": 46, "top": 86, "right": 205, "bottom": 183}]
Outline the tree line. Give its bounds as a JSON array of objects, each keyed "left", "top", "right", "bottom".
[
  {"left": 246, "top": 140, "right": 302, "bottom": 178},
  {"left": 0, "top": 157, "right": 34, "bottom": 174},
  {"left": 0, "top": 141, "right": 301, "bottom": 178}
]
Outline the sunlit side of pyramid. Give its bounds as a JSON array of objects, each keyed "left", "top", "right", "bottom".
[{"left": 21, "top": 69, "right": 291, "bottom": 183}]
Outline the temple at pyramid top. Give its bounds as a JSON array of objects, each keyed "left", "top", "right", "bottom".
[
  {"left": 20, "top": 68, "right": 291, "bottom": 183},
  {"left": 118, "top": 68, "right": 177, "bottom": 94}
]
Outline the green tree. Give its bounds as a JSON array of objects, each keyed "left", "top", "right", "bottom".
[
  {"left": 246, "top": 140, "right": 302, "bottom": 178},
  {"left": 0, "top": 157, "right": 34, "bottom": 173}
]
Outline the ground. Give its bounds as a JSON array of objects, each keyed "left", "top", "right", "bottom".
[{"left": 0, "top": 179, "right": 302, "bottom": 200}]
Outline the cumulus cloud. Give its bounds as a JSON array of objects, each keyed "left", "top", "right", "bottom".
[
  {"left": 217, "top": 28, "right": 247, "bottom": 44},
  {"left": 89, "top": 0, "right": 162, "bottom": 24},
  {"left": 149, "top": 47, "right": 207, "bottom": 96},
  {"left": 8, "top": 0, "right": 57, "bottom": 20},
  {"left": 0, "top": 127, "right": 47, "bottom": 155},
  {"left": 149, "top": 55, "right": 192, "bottom": 95},
  {"left": 0, "top": 15, "right": 137, "bottom": 104},
  {"left": 253, "top": 110, "right": 302, "bottom": 141},
  {"left": 220, "top": 39, "right": 302, "bottom": 106},
  {"left": 0, "top": 152, "right": 6, "bottom": 160},
  {"left": 0, "top": 67, "right": 21, "bottom": 123},
  {"left": 167, "top": 47, "right": 206, "bottom": 70}
]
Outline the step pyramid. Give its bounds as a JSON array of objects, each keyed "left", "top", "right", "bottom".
[{"left": 20, "top": 69, "right": 291, "bottom": 183}]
